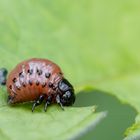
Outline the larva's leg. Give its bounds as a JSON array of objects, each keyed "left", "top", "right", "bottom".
[
  {"left": 56, "top": 94, "right": 64, "bottom": 110},
  {"left": 0, "top": 68, "right": 8, "bottom": 85},
  {"left": 44, "top": 95, "right": 52, "bottom": 112},
  {"left": 32, "top": 94, "right": 45, "bottom": 112}
]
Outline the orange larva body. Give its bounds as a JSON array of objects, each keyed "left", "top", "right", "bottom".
[{"left": 6, "top": 58, "right": 63, "bottom": 104}]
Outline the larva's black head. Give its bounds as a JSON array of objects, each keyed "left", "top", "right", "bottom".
[{"left": 58, "top": 78, "right": 75, "bottom": 106}]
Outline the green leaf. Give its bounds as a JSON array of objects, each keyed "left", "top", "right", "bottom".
[
  {"left": 0, "top": 1, "right": 107, "bottom": 139},
  {"left": 0, "top": 0, "right": 140, "bottom": 139},
  {"left": 0, "top": 104, "right": 106, "bottom": 140}
]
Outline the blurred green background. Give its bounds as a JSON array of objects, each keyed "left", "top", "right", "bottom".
[{"left": 0, "top": 0, "right": 140, "bottom": 140}]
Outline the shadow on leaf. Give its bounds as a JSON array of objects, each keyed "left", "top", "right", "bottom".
[{"left": 74, "top": 90, "right": 137, "bottom": 140}]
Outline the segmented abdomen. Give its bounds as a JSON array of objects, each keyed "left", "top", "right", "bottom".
[{"left": 6, "top": 58, "right": 63, "bottom": 103}]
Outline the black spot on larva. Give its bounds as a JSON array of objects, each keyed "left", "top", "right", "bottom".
[
  {"left": 9, "top": 85, "right": 12, "bottom": 89},
  {"left": 45, "top": 73, "right": 51, "bottom": 78},
  {"left": 36, "top": 69, "right": 39, "bottom": 73},
  {"left": 42, "top": 82, "right": 46, "bottom": 88},
  {"left": 48, "top": 82, "right": 53, "bottom": 88},
  {"left": 59, "top": 72, "right": 63, "bottom": 75},
  {"left": 28, "top": 69, "right": 33, "bottom": 75},
  {"left": 37, "top": 69, "right": 42, "bottom": 75},
  {"left": 19, "top": 72, "right": 24, "bottom": 78},
  {"left": 29, "top": 80, "right": 32, "bottom": 86},
  {"left": 22, "top": 82, "right": 26, "bottom": 87},
  {"left": 12, "top": 78, "right": 16, "bottom": 83},
  {"left": 36, "top": 81, "right": 39, "bottom": 86},
  {"left": 30, "top": 69, "right": 33, "bottom": 75}
]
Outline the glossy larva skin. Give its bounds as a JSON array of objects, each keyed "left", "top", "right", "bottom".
[
  {"left": 7, "top": 58, "right": 63, "bottom": 104},
  {"left": 6, "top": 58, "right": 75, "bottom": 111}
]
